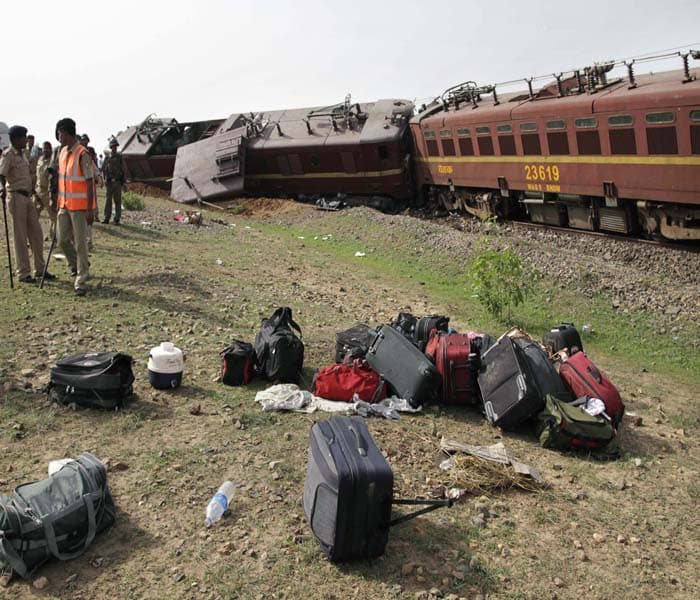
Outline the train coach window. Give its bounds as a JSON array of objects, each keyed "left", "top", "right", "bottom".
[
  {"left": 498, "top": 134, "right": 517, "bottom": 156},
  {"left": 476, "top": 126, "right": 491, "bottom": 135},
  {"left": 477, "top": 136, "right": 495, "bottom": 156},
  {"left": 576, "top": 131, "right": 601, "bottom": 155},
  {"left": 575, "top": 118, "right": 598, "bottom": 129},
  {"left": 547, "top": 131, "right": 569, "bottom": 155},
  {"left": 646, "top": 126, "right": 678, "bottom": 154},
  {"left": 691, "top": 124, "right": 700, "bottom": 154},
  {"left": 440, "top": 129, "right": 453, "bottom": 138},
  {"left": 609, "top": 129, "right": 637, "bottom": 155},
  {"left": 645, "top": 112, "right": 675, "bottom": 124},
  {"left": 457, "top": 128, "right": 471, "bottom": 137},
  {"left": 426, "top": 139, "right": 439, "bottom": 156},
  {"left": 497, "top": 124, "right": 513, "bottom": 134},
  {"left": 520, "top": 122, "right": 538, "bottom": 132},
  {"left": 691, "top": 110, "right": 700, "bottom": 122},
  {"left": 441, "top": 139, "right": 456, "bottom": 156},
  {"left": 608, "top": 115, "right": 633, "bottom": 127},
  {"left": 377, "top": 145, "right": 389, "bottom": 160},
  {"left": 521, "top": 133, "right": 542, "bottom": 155},
  {"left": 424, "top": 130, "right": 436, "bottom": 138},
  {"left": 459, "top": 137, "right": 474, "bottom": 156},
  {"left": 546, "top": 120, "right": 566, "bottom": 130}
]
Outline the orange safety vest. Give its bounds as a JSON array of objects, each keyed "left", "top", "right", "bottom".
[{"left": 58, "top": 144, "right": 95, "bottom": 211}]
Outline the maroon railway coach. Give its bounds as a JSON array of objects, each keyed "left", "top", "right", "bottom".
[
  {"left": 113, "top": 115, "right": 224, "bottom": 190},
  {"left": 170, "top": 96, "right": 414, "bottom": 204},
  {"left": 411, "top": 61, "right": 700, "bottom": 241}
]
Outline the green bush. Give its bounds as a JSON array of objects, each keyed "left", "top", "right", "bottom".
[
  {"left": 122, "top": 191, "right": 145, "bottom": 211},
  {"left": 469, "top": 243, "right": 531, "bottom": 323}
]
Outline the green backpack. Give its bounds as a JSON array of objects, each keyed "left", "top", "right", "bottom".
[{"left": 537, "top": 395, "right": 615, "bottom": 451}]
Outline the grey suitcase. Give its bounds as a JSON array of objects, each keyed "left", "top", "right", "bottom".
[
  {"left": 366, "top": 325, "right": 440, "bottom": 408},
  {"left": 478, "top": 336, "right": 544, "bottom": 430},
  {"left": 302, "top": 416, "right": 452, "bottom": 563}
]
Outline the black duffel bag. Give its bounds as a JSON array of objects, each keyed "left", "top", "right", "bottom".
[
  {"left": 334, "top": 323, "right": 375, "bottom": 363},
  {"left": 0, "top": 452, "right": 116, "bottom": 580},
  {"left": 48, "top": 352, "right": 134, "bottom": 410},
  {"left": 254, "top": 307, "right": 304, "bottom": 383}
]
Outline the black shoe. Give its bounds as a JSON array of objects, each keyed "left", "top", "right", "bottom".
[
  {"left": 74, "top": 288, "right": 87, "bottom": 297},
  {"left": 114, "top": 221, "right": 120, "bottom": 225},
  {"left": 19, "top": 275, "right": 37, "bottom": 284},
  {"left": 102, "top": 219, "right": 109, "bottom": 224},
  {"left": 41, "top": 272, "right": 57, "bottom": 281}
]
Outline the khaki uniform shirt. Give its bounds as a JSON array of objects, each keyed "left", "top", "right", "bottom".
[
  {"left": 0, "top": 146, "right": 32, "bottom": 193},
  {"left": 36, "top": 155, "right": 51, "bottom": 194},
  {"left": 24, "top": 148, "right": 39, "bottom": 189}
]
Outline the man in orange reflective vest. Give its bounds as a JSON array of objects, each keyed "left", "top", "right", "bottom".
[{"left": 56, "top": 118, "right": 95, "bottom": 296}]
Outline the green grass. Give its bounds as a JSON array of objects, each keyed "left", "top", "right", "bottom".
[{"left": 252, "top": 215, "right": 699, "bottom": 381}]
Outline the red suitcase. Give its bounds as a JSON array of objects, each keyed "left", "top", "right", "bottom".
[
  {"left": 558, "top": 352, "right": 625, "bottom": 426},
  {"left": 428, "top": 333, "right": 483, "bottom": 405}
]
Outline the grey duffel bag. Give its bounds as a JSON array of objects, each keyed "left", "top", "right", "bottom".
[{"left": 0, "top": 452, "right": 116, "bottom": 579}]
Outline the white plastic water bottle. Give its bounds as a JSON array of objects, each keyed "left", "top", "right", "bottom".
[{"left": 204, "top": 481, "right": 235, "bottom": 528}]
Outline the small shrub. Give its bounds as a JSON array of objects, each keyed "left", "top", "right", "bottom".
[
  {"left": 122, "top": 191, "right": 145, "bottom": 211},
  {"left": 469, "top": 242, "right": 531, "bottom": 323}
]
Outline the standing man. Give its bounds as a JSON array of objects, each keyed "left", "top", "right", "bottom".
[
  {"left": 56, "top": 118, "right": 95, "bottom": 296},
  {"left": 0, "top": 126, "right": 54, "bottom": 283},
  {"left": 35, "top": 141, "right": 55, "bottom": 229},
  {"left": 102, "top": 138, "right": 126, "bottom": 224},
  {"left": 24, "top": 134, "right": 39, "bottom": 192}
]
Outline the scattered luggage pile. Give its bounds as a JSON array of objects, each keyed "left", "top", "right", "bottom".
[
  {"left": 5, "top": 309, "right": 627, "bottom": 577},
  {"left": 220, "top": 308, "right": 624, "bottom": 453}
]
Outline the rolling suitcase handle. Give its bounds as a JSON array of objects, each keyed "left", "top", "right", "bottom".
[{"left": 388, "top": 498, "right": 453, "bottom": 528}]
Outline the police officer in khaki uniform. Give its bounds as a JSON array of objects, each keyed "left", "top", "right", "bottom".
[
  {"left": 35, "top": 141, "right": 55, "bottom": 228},
  {"left": 0, "top": 126, "right": 55, "bottom": 283}
]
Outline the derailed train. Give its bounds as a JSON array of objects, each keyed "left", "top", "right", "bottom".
[{"left": 116, "top": 51, "right": 700, "bottom": 241}]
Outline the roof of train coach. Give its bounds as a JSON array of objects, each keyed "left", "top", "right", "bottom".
[
  {"left": 413, "top": 68, "right": 700, "bottom": 126},
  {"left": 216, "top": 99, "right": 414, "bottom": 149}
]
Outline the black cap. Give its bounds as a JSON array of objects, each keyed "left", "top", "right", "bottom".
[
  {"left": 8, "top": 125, "right": 28, "bottom": 141},
  {"left": 55, "top": 118, "right": 77, "bottom": 137}
]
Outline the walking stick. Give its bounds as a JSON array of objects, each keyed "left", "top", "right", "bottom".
[
  {"left": 1, "top": 194, "right": 13, "bottom": 289},
  {"left": 40, "top": 226, "right": 57, "bottom": 289}
]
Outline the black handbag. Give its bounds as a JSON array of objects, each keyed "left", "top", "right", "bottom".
[{"left": 48, "top": 352, "right": 134, "bottom": 409}]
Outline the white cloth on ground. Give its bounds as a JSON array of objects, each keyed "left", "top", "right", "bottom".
[{"left": 254, "top": 384, "right": 421, "bottom": 419}]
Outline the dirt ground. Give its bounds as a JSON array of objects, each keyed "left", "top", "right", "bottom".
[{"left": 0, "top": 196, "right": 698, "bottom": 600}]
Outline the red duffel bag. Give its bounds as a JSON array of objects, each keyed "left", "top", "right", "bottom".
[{"left": 312, "top": 360, "right": 387, "bottom": 403}]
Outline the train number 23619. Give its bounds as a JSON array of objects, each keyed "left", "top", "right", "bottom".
[{"left": 524, "top": 164, "right": 560, "bottom": 182}]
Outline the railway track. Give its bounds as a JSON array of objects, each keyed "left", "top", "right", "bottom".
[{"left": 509, "top": 220, "right": 700, "bottom": 253}]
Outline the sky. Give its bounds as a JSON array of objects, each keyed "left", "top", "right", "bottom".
[{"left": 2, "top": 0, "right": 699, "bottom": 153}]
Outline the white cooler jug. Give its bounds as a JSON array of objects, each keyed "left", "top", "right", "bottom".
[{"left": 148, "top": 342, "right": 184, "bottom": 389}]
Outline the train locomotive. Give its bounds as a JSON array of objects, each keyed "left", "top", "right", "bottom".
[{"left": 118, "top": 50, "right": 699, "bottom": 241}]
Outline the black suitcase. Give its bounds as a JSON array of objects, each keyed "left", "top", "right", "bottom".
[
  {"left": 303, "top": 416, "right": 452, "bottom": 563},
  {"left": 478, "top": 336, "right": 544, "bottom": 430},
  {"left": 334, "top": 324, "right": 375, "bottom": 363},
  {"left": 303, "top": 416, "right": 393, "bottom": 562},
  {"left": 414, "top": 315, "right": 450, "bottom": 351},
  {"left": 543, "top": 323, "right": 583, "bottom": 355},
  {"left": 512, "top": 338, "right": 573, "bottom": 403},
  {"left": 366, "top": 325, "right": 440, "bottom": 408}
]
